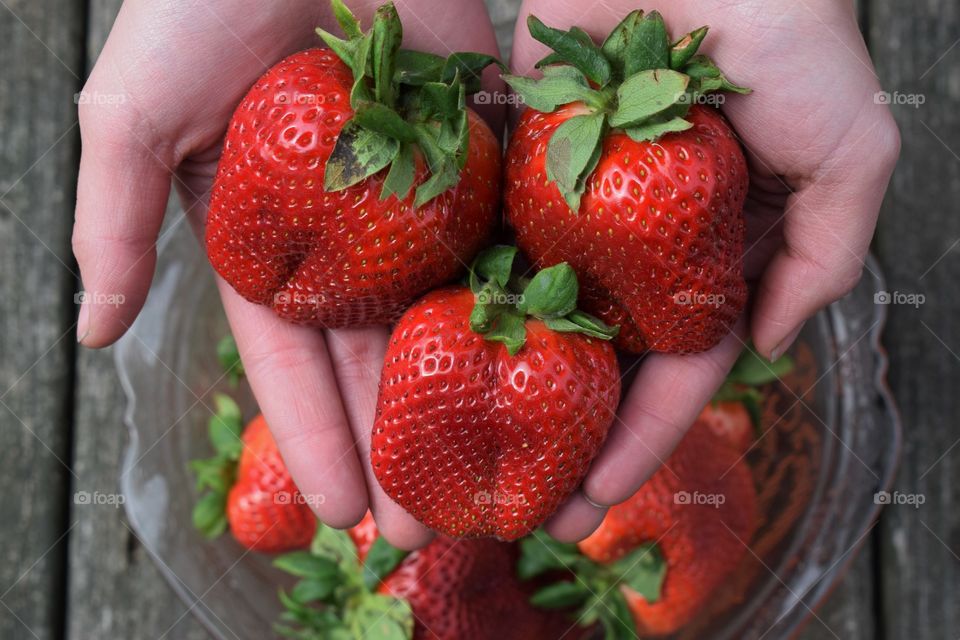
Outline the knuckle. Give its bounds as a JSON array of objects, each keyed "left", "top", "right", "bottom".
[
  {"left": 328, "top": 335, "right": 382, "bottom": 384},
  {"left": 71, "top": 224, "right": 156, "bottom": 268},
  {"left": 71, "top": 227, "right": 94, "bottom": 265},
  {"left": 812, "top": 258, "right": 864, "bottom": 301},
  {"left": 77, "top": 82, "right": 122, "bottom": 139},
  {"left": 874, "top": 114, "right": 902, "bottom": 172},
  {"left": 833, "top": 263, "right": 865, "bottom": 299},
  {"left": 77, "top": 80, "right": 165, "bottom": 158},
  {"left": 787, "top": 245, "right": 864, "bottom": 303},
  {"left": 242, "top": 339, "right": 317, "bottom": 381},
  {"left": 692, "top": 347, "right": 730, "bottom": 382}
]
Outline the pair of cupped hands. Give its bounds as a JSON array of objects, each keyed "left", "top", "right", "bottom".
[{"left": 74, "top": 0, "right": 898, "bottom": 549}]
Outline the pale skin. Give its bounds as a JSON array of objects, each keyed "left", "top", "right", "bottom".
[{"left": 74, "top": 0, "right": 899, "bottom": 548}]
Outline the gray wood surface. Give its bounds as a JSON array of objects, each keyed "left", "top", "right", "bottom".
[
  {"left": 0, "top": 0, "right": 954, "bottom": 638},
  {"left": 0, "top": 1, "right": 82, "bottom": 639},
  {"left": 62, "top": 1, "right": 210, "bottom": 638},
  {"left": 872, "top": 0, "right": 960, "bottom": 637}
]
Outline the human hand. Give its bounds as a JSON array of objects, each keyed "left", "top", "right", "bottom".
[
  {"left": 73, "top": 0, "right": 503, "bottom": 549},
  {"left": 509, "top": 0, "right": 900, "bottom": 541}
]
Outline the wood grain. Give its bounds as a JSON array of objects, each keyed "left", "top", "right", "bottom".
[
  {"left": 0, "top": 0, "right": 82, "bottom": 638},
  {"left": 871, "top": 0, "right": 960, "bottom": 637}
]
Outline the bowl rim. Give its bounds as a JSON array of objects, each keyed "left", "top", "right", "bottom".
[{"left": 781, "top": 252, "right": 903, "bottom": 639}]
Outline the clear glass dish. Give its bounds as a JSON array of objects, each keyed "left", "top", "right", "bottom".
[{"left": 116, "top": 219, "right": 901, "bottom": 640}]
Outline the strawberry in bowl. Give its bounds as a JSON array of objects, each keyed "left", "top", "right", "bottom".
[
  {"left": 522, "top": 419, "right": 758, "bottom": 637},
  {"left": 274, "top": 513, "right": 577, "bottom": 640},
  {"left": 191, "top": 395, "right": 317, "bottom": 554}
]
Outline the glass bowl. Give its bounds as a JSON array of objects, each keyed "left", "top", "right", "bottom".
[{"left": 116, "top": 219, "right": 901, "bottom": 640}]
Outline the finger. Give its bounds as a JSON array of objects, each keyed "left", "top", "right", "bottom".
[
  {"left": 72, "top": 86, "right": 173, "bottom": 347},
  {"left": 583, "top": 324, "right": 747, "bottom": 507},
  {"left": 543, "top": 490, "right": 607, "bottom": 543},
  {"left": 218, "top": 279, "right": 369, "bottom": 529},
  {"left": 750, "top": 115, "right": 900, "bottom": 359},
  {"left": 324, "top": 326, "right": 436, "bottom": 550}
]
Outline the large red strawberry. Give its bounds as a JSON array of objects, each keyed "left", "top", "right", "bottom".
[
  {"left": 503, "top": 10, "right": 749, "bottom": 354},
  {"left": 191, "top": 399, "right": 316, "bottom": 554},
  {"left": 522, "top": 420, "right": 757, "bottom": 637},
  {"left": 371, "top": 246, "right": 621, "bottom": 540},
  {"left": 275, "top": 513, "right": 578, "bottom": 639},
  {"left": 206, "top": 0, "right": 501, "bottom": 327}
]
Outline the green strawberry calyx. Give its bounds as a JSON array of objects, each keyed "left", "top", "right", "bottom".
[
  {"left": 318, "top": 0, "right": 503, "bottom": 208},
  {"left": 189, "top": 393, "right": 244, "bottom": 539},
  {"left": 190, "top": 333, "right": 248, "bottom": 538},
  {"left": 216, "top": 334, "right": 244, "bottom": 387},
  {"left": 275, "top": 524, "right": 414, "bottom": 640},
  {"left": 712, "top": 344, "right": 795, "bottom": 430},
  {"left": 502, "top": 11, "right": 749, "bottom": 211},
  {"left": 468, "top": 245, "right": 618, "bottom": 355},
  {"left": 519, "top": 529, "right": 666, "bottom": 640}
]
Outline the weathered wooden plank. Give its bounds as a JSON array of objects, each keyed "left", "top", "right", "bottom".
[
  {"left": 64, "top": 1, "right": 209, "bottom": 639},
  {"left": 0, "top": 0, "right": 83, "bottom": 639},
  {"left": 871, "top": 0, "right": 960, "bottom": 637},
  {"left": 799, "top": 546, "right": 877, "bottom": 640},
  {"left": 485, "top": 0, "right": 518, "bottom": 62}
]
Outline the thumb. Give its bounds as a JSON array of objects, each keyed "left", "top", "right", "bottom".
[
  {"left": 750, "top": 115, "right": 900, "bottom": 358},
  {"left": 72, "top": 15, "right": 179, "bottom": 348},
  {"left": 72, "top": 100, "right": 173, "bottom": 346}
]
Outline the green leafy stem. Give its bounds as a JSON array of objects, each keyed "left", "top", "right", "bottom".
[
  {"left": 711, "top": 344, "right": 795, "bottom": 430},
  {"left": 318, "top": 0, "right": 502, "bottom": 207},
  {"left": 274, "top": 524, "right": 413, "bottom": 640},
  {"left": 189, "top": 393, "right": 245, "bottom": 538},
  {"left": 468, "top": 245, "right": 618, "bottom": 355},
  {"left": 190, "top": 334, "right": 247, "bottom": 538},
  {"left": 502, "top": 10, "right": 749, "bottom": 211},
  {"left": 518, "top": 529, "right": 666, "bottom": 640}
]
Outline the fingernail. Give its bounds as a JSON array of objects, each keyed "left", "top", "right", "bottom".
[
  {"left": 771, "top": 323, "right": 804, "bottom": 361},
  {"left": 582, "top": 492, "right": 609, "bottom": 510},
  {"left": 76, "top": 299, "right": 91, "bottom": 344}
]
